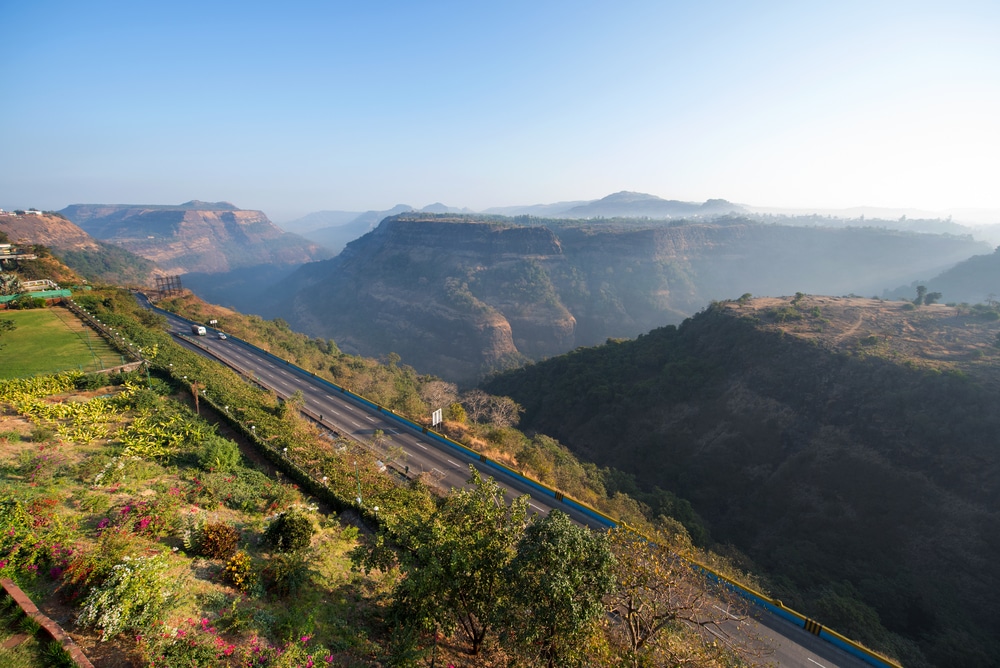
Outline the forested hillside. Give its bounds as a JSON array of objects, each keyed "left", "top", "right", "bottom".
[{"left": 485, "top": 295, "right": 1000, "bottom": 667}]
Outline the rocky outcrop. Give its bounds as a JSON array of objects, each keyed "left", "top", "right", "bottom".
[
  {"left": 0, "top": 213, "right": 99, "bottom": 251},
  {"left": 261, "top": 214, "right": 989, "bottom": 383},
  {"left": 61, "top": 202, "right": 330, "bottom": 274}
]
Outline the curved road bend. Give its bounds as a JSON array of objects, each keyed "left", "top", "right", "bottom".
[{"left": 148, "top": 303, "right": 876, "bottom": 668}]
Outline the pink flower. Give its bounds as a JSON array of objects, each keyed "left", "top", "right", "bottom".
[{"left": 300, "top": 635, "right": 311, "bottom": 643}]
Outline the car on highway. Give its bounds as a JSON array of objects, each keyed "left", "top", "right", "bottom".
[{"left": 217, "top": 332, "right": 228, "bottom": 340}]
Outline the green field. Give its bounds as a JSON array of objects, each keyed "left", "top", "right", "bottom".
[{"left": 0, "top": 308, "right": 126, "bottom": 378}]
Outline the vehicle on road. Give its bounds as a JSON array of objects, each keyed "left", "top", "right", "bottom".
[
  {"left": 217, "top": 332, "right": 227, "bottom": 339},
  {"left": 191, "top": 325, "right": 207, "bottom": 336}
]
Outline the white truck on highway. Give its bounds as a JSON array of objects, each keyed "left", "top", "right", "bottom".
[{"left": 191, "top": 324, "right": 207, "bottom": 336}]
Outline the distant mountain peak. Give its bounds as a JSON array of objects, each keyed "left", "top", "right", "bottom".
[{"left": 599, "top": 191, "right": 666, "bottom": 203}]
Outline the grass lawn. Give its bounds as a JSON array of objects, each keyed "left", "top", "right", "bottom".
[{"left": 0, "top": 307, "right": 126, "bottom": 378}]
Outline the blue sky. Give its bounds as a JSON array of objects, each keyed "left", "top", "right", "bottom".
[{"left": 2, "top": 0, "right": 998, "bottom": 221}]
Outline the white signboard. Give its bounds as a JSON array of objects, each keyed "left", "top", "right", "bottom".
[{"left": 431, "top": 408, "right": 443, "bottom": 426}]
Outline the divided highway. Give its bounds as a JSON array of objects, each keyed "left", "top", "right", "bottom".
[{"left": 145, "top": 300, "right": 877, "bottom": 668}]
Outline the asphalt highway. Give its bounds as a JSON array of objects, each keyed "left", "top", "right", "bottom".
[{"left": 145, "top": 300, "right": 882, "bottom": 668}]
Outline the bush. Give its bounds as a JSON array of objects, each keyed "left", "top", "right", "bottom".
[
  {"left": 62, "top": 528, "right": 144, "bottom": 602},
  {"left": 29, "top": 426, "right": 55, "bottom": 442},
  {"left": 74, "top": 373, "right": 109, "bottom": 391},
  {"left": 263, "top": 507, "right": 316, "bottom": 553},
  {"left": 200, "top": 522, "right": 240, "bottom": 559},
  {"left": 197, "top": 435, "right": 242, "bottom": 472},
  {"left": 224, "top": 551, "right": 257, "bottom": 594},
  {"left": 77, "top": 553, "right": 174, "bottom": 639},
  {"left": 9, "top": 296, "right": 45, "bottom": 309},
  {"left": 262, "top": 549, "right": 313, "bottom": 598}
]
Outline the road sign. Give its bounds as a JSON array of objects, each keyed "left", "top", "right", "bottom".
[{"left": 431, "top": 408, "right": 443, "bottom": 426}]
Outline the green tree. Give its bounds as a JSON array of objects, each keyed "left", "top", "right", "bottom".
[
  {"left": 914, "top": 285, "right": 927, "bottom": 306},
  {"left": 924, "top": 291, "right": 942, "bottom": 306},
  {"left": 353, "top": 467, "right": 529, "bottom": 655},
  {"left": 503, "top": 510, "right": 616, "bottom": 667}
]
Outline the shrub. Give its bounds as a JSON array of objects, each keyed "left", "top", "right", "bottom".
[
  {"left": 263, "top": 507, "right": 316, "bottom": 553},
  {"left": 224, "top": 551, "right": 257, "bottom": 594},
  {"left": 77, "top": 553, "right": 174, "bottom": 639},
  {"left": 74, "top": 373, "right": 108, "bottom": 391},
  {"left": 197, "top": 435, "right": 242, "bottom": 472},
  {"left": 200, "top": 522, "right": 240, "bottom": 559},
  {"left": 62, "top": 528, "right": 146, "bottom": 602},
  {"left": 262, "top": 549, "right": 313, "bottom": 598},
  {"left": 29, "top": 425, "right": 56, "bottom": 442}
]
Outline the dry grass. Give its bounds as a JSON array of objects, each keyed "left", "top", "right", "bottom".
[{"left": 727, "top": 295, "right": 1000, "bottom": 382}]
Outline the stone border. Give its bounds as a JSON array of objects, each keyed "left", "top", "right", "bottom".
[{"left": 0, "top": 578, "right": 94, "bottom": 668}]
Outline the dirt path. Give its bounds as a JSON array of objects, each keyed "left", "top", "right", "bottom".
[{"left": 834, "top": 311, "right": 865, "bottom": 345}]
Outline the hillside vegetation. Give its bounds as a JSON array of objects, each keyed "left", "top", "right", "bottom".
[
  {"left": 0, "top": 278, "right": 778, "bottom": 666},
  {"left": 485, "top": 295, "right": 1000, "bottom": 667}
]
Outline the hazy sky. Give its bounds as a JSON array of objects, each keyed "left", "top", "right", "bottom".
[{"left": 2, "top": 1, "right": 998, "bottom": 221}]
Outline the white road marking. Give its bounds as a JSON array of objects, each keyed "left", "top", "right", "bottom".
[
  {"left": 415, "top": 443, "right": 429, "bottom": 450},
  {"left": 712, "top": 604, "right": 735, "bottom": 619},
  {"left": 364, "top": 416, "right": 375, "bottom": 422},
  {"left": 447, "top": 459, "right": 459, "bottom": 467},
  {"left": 807, "top": 658, "right": 827, "bottom": 668}
]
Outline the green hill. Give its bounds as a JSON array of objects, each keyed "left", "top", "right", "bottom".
[{"left": 485, "top": 295, "right": 1000, "bottom": 667}]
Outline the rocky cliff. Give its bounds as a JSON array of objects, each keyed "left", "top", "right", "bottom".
[
  {"left": 0, "top": 212, "right": 159, "bottom": 285},
  {"left": 0, "top": 212, "right": 100, "bottom": 251},
  {"left": 263, "top": 214, "right": 988, "bottom": 383},
  {"left": 61, "top": 201, "right": 331, "bottom": 274}
]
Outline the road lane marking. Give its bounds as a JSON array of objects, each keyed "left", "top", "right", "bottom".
[
  {"left": 415, "top": 443, "right": 429, "bottom": 450},
  {"left": 807, "top": 659, "right": 827, "bottom": 668},
  {"left": 447, "top": 459, "right": 459, "bottom": 467},
  {"left": 364, "top": 416, "right": 375, "bottom": 422}
]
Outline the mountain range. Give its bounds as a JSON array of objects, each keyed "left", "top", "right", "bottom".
[{"left": 251, "top": 213, "right": 988, "bottom": 383}]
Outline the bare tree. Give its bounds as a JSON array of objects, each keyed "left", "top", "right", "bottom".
[
  {"left": 489, "top": 395, "right": 524, "bottom": 428},
  {"left": 605, "top": 526, "right": 769, "bottom": 667},
  {"left": 461, "top": 389, "right": 492, "bottom": 424},
  {"left": 419, "top": 380, "right": 458, "bottom": 412}
]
